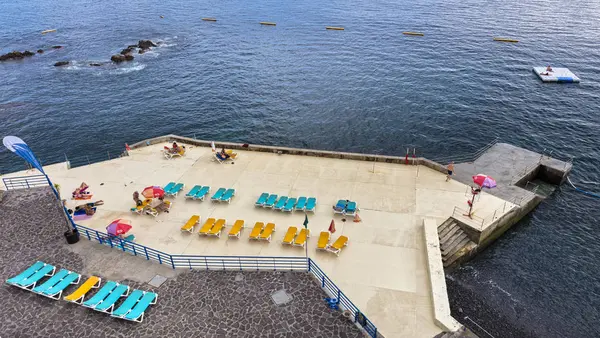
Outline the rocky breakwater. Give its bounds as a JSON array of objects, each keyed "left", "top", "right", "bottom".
[
  {"left": 0, "top": 50, "right": 35, "bottom": 61},
  {"left": 111, "top": 39, "right": 157, "bottom": 63}
]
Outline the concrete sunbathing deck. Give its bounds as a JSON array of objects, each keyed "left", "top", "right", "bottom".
[{"left": 2, "top": 143, "right": 513, "bottom": 337}]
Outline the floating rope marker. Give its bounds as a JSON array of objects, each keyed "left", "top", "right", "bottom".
[
  {"left": 493, "top": 37, "right": 519, "bottom": 43},
  {"left": 403, "top": 31, "right": 424, "bottom": 36},
  {"left": 41, "top": 29, "right": 57, "bottom": 34},
  {"left": 260, "top": 22, "right": 276, "bottom": 26},
  {"left": 326, "top": 26, "right": 345, "bottom": 30},
  {"left": 567, "top": 177, "right": 600, "bottom": 199},
  {"left": 202, "top": 18, "right": 217, "bottom": 22}
]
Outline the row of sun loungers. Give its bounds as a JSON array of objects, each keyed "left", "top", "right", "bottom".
[
  {"left": 6, "top": 261, "right": 158, "bottom": 322},
  {"left": 333, "top": 199, "right": 359, "bottom": 216},
  {"left": 255, "top": 193, "right": 317, "bottom": 212},
  {"left": 317, "top": 232, "right": 349, "bottom": 256},
  {"left": 249, "top": 222, "right": 276, "bottom": 242}
]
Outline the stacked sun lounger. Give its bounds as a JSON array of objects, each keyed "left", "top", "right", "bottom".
[
  {"left": 255, "top": 193, "right": 316, "bottom": 212},
  {"left": 210, "top": 188, "right": 236, "bottom": 203},
  {"left": 184, "top": 185, "right": 211, "bottom": 201},
  {"left": 333, "top": 199, "right": 358, "bottom": 216},
  {"left": 6, "top": 261, "right": 158, "bottom": 322},
  {"left": 281, "top": 226, "right": 310, "bottom": 247}
]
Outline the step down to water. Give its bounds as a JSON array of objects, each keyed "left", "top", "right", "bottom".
[
  {"left": 444, "top": 236, "right": 471, "bottom": 259},
  {"left": 442, "top": 233, "right": 467, "bottom": 255},
  {"left": 439, "top": 224, "right": 460, "bottom": 244}
]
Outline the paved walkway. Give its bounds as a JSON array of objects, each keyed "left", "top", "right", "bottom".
[
  {"left": 0, "top": 188, "right": 362, "bottom": 338},
  {"left": 1, "top": 142, "right": 515, "bottom": 336}
]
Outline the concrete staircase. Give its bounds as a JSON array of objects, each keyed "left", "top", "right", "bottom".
[{"left": 437, "top": 218, "right": 475, "bottom": 267}]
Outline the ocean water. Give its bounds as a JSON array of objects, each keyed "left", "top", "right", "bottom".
[{"left": 1, "top": 0, "right": 600, "bottom": 336}]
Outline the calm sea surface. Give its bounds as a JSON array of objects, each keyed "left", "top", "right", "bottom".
[{"left": 1, "top": 0, "right": 600, "bottom": 336}]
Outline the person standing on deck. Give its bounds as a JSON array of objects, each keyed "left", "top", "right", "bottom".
[{"left": 446, "top": 161, "right": 455, "bottom": 182}]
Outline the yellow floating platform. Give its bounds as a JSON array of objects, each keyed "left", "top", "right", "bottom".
[
  {"left": 202, "top": 18, "right": 217, "bottom": 22},
  {"left": 402, "top": 31, "right": 424, "bottom": 36},
  {"left": 260, "top": 22, "right": 276, "bottom": 26},
  {"left": 326, "top": 26, "right": 344, "bottom": 30},
  {"left": 41, "top": 29, "right": 57, "bottom": 34},
  {"left": 493, "top": 37, "right": 519, "bottom": 43}
]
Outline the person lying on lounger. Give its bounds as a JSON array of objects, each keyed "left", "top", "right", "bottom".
[
  {"left": 72, "top": 182, "right": 92, "bottom": 199},
  {"left": 75, "top": 200, "right": 104, "bottom": 215}
]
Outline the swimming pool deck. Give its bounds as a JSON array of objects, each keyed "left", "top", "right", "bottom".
[{"left": 2, "top": 143, "right": 514, "bottom": 337}]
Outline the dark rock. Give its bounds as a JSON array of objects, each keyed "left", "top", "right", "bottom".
[
  {"left": 138, "top": 49, "right": 145, "bottom": 54},
  {"left": 37, "top": 49, "right": 44, "bottom": 54},
  {"left": 124, "top": 54, "right": 134, "bottom": 61},
  {"left": 54, "top": 61, "right": 69, "bottom": 67},
  {"left": 111, "top": 54, "right": 126, "bottom": 63},
  {"left": 22, "top": 51, "right": 35, "bottom": 57},
  {"left": 89, "top": 63, "right": 102, "bottom": 67},
  {"left": 127, "top": 44, "right": 138, "bottom": 49},
  {"left": 0, "top": 51, "right": 25, "bottom": 61},
  {"left": 120, "top": 48, "right": 133, "bottom": 55},
  {"left": 51, "top": 45, "right": 63, "bottom": 49},
  {"left": 137, "top": 40, "right": 157, "bottom": 49}
]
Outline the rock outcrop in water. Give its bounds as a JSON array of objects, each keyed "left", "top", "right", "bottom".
[
  {"left": 54, "top": 61, "right": 70, "bottom": 67},
  {"left": 111, "top": 39, "right": 156, "bottom": 63},
  {"left": 0, "top": 50, "right": 35, "bottom": 61},
  {"left": 37, "top": 49, "right": 44, "bottom": 54},
  {"left": 89, "top": 63, "right": 103, "bottom": 67},
  {"left": 51, "top": 45, "right": 63, "bottom": 49},
  {"left": 111, "top": 54, "right": 126, "bottom": 63},
  {"left": 138, "top": 40, "right": 157, "bottom": 50}
]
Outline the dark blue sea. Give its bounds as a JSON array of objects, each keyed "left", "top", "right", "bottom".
[{"left": 1, "top": 0, "right": 599, "bottom": 336}]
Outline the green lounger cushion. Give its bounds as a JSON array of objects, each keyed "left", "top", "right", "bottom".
[
  {"left": 211, "top": 188, "right": 226, "bottom": 200},
  {"left": 185, "top": 185, "right": 202, "bottom": 198},
  {"left": 94, "top": 284, "right": 129, "bottom": 312},
  {"left": 32, "top": 269, "right": 69, "bottom": 294},
  {"left": 123, "top": 292, "right": 157, "bottom": 322},
  {"left": 16, "top": 264, "right": 55, "bottom": 288},
  {"left": 255, "top": 193, "right": 269, "bottom": 206},
  {"left": 6, "top": 261, "right": 45, "bottom": 285},
  {"left": 83, "top": 281, "right": 118, "bottom": 308},
  {"left": 111, "top": 290, "right": 145, "bottom": 317},
  {"left": 42, "top": 272, "right": 80, "bottom": 297}
]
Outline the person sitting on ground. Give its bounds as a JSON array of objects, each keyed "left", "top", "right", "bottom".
[
  {"left": 546, "top": 65, "right": 553, "bottom": 72},
  {"left": 133, "top": 191, "right": 143, "bottom": 206}
]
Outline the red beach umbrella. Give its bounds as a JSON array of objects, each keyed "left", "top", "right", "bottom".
[
  {"left": 106, "top": 219, "right": 132, "bottom": 236},
  {"left": 142, "top": 186, "right": 165, "bottom": 199},
  {"left": 472, "top": 174, "right": 497, "bottom": 188}
]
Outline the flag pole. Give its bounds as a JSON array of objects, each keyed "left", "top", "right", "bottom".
[{"left": 303, "top": 212, "right": 309, "bottom": 269}]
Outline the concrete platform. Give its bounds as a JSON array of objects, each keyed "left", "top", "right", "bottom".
[
  {"left": 533, "top": 67, "right": 580, "bottom": 83},
  {"left": 1, "top": 142, "right": 515, "bottom": 337}
]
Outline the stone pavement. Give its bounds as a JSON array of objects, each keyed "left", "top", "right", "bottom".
[{"left": 0, "top": 188, "right": 363, "bottom": 338}]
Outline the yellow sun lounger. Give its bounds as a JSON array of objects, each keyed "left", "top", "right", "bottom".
[
  {"left": 228, "top": 220, "right": 245, "bottom": 238},
  {"left": 282, "top": 226, "right": 297, "bottom": 245},
  {"left": 317, "top": 231, "right": 330, "bottom": 250},
  {"left": 249, "top": 222, "right": 264, "bottom": 240},
  {"left": 259, "top": 223, "right": 276, "bottom": 242},
  {"left": 181, "top": 215, "right": 200, "bottom": 233},
  {"left": 293, "top": 228, "right": 310, "bottom": 247},
  {"left": 208, "top": 219, "right": 226, "bottom": 237},
  {"left": 326, "top": 235, "right": 349, "bottom": 256},
  {"left": 198, "top": 218, "right": 216, "bottom": 236},
  {"left": 63, "top": 276, "right": 101, "bottom": 304}
]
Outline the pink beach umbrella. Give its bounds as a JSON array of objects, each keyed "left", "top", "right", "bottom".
[
  {"left": 106, "top": 219, "right": 132, "bottom": 236},
  {"left": 472, "top": 174, "right": 497, "bottom": 189}
]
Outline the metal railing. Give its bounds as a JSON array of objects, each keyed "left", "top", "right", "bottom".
[
  {"left": 430, "top": 137, "right": 499, "bottom": 164},
  {"left": 2, "top": 175, "right": 49, "bottom": 190},
  {"left": 73, "top": 223, "right": 378, "bottom": 337}
]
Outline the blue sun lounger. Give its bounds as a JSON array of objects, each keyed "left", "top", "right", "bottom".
[
  {"left": 264, "top": 194, "right": 278, "bottom": 208},
  {"left": 6, "top": 261, "right": 46, "bottom": 286},
  {"left": 122, "top": 291, "right": 158, "bottom": 323},
  {"left": 333, "top": 199, "right": 347, "bottom": 214},
  {"left": 220, "top": 188, "right": 235, "bottom": 203},
  {"left": 163, "top": 182, "right": 176, "bottom": 193},
  {"left": 111, "top": 290, "right": 144, "bottom": 318},
  {"left": 94, "top": 284, "right": 130, "bottom": 313},
  {"left": 14, "top": 264, "right": 56, "bottom": 290},
  {"left": 32, "top": 269, "right": 69, "bottom": 294},
  {"left": 295, "top": 197, "right": 307, "bottom": 211},
  {"left": 211, "top": 188, "right": 226, "bottom": 201},
  {"left": 305, "top": 197, "right": 317, "bottom": 212},
  {"left": 345, "top": 201, "right": 357, "bottom": 216},
  {"left": 166, "top": 183, "right": 184, "bottom": 196},
  {"left": 282, "top": 197, "right": 297, "bottom": 212},
  {"left": 41, "top": 271, "right": 81, "bottom": 299},
  {"left": 195, "top": 186, "right": 210, "bottom": 201},
  {"left": 82, "top": 281, "right": 118, "bottom": 308},
  {"left": 185, "top": 185, "right": 202, "bottom": 199},
  {"left": 274, "top": 196, "right": 288, "bottom": 210},
  {"left": 255, "top": 193, "right": 269, "bottom": 207}
]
